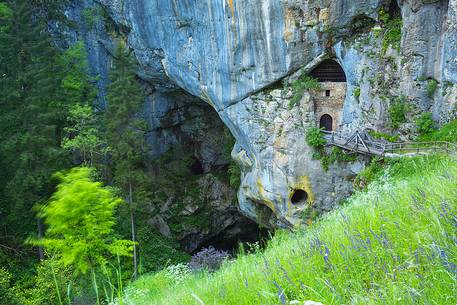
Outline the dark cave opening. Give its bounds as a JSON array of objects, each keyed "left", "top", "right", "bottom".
[
  {"left": 291, "top": 189, "right": 309, "bottom": 205},
  {"left": 189, "top": 158, "right": 204, "bottom": 175},
  {"left": 193, "top": 217, "right": 271, "bottom": 254},
  {"left": 388, "top": 0, "right": 401, "bottom": 19}
]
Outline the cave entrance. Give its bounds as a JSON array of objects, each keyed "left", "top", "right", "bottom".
[
  {"left": 189, "top": 158, "right": 204, "bottom": 175},
  {"left": 193, "top": 217, "right": 271, "bottom": 254},
  {"left": 291, "top": 189, "right": 309, "bottom": 205},
  {"left": 388, "top": 0, "right": 401, "bottom": 19},
  {"left": 308, "top": 59, "right": 346, "bottom": 132},
  {"left": 319, "top": 114, "right": 333, "bottom": 132}
]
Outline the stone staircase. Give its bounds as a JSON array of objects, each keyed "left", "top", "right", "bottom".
[{"left": 322, "top": 130, "right": 457, "bottom": 157}]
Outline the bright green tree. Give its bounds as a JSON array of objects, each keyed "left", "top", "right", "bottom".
[
  {"left": 34, "top": 167, "right": 134, "bottom": 274},
  {"left": 106, "top": 42, "right": 150, "bottom": 277}
]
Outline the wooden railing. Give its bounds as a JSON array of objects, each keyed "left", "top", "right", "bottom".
[{"left": 321, "top": 130, "right": 457, "bottom": 157}]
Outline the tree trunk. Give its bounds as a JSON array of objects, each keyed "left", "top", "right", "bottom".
[
  {"left": 129, "top": 180, "right": 138, "bottom": 278},
  {"left": 37, "top": 217, "right": 44, "bottom": 260}
]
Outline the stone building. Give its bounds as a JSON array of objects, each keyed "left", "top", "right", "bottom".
[{"left": 309, "top": 59, "right": 347, "bottom": 131}]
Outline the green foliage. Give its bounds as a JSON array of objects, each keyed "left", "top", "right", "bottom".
[
  {"left": 0, "top": 0, "right": 75, "bottom": 249},
  {"left": 62, "top": 104, "right": 109, "bottom": 166},
  {"left": 380, "top": 9, "right": 402, "bottom": 54},
  {"left": 82, "top": 7, "right": 102, "bottom": 30},
  {"left": 0, "top": 268, "right": 21, "bottom": 305},
  {"left": 306, "top": 128, "right": 357, "bottom": 171},
  {"left": 415, "top": 112, "right": 436, "bottom": 136},
  {"left": 137, "top": 229, "right": 190, "bottom": 274},
  {"left": 320, "top": 147, "right": 358, "bottom": 171},
  {"left": 0, "top": 3, "right": 12, "bottom": 33},
  {"left": 228, "top": 162, "right": 241, "bottom": 188},
  {"left": 289, "top": 76, "right": 320, "bottom": 109},
  {"left": 419, "top": 119, "right": 457, "bottom": 142},
  {"left": 426, "top": 78, "right": 438, "bottom": 98},
  {"left": 119, "top": 156, "right": 457, "bottom": 305},
  {"left": 105, "top": 42, "right": 151, "bottom": 277},
  {"left": 305, "top": 127, "right": 326, "bottom": 149},
  {"left": 349, "top": 14, "right": 376, "bottom": 36},
  {"left": 354, "top": 157, "right": 385, "bottom": 190},
  {"left": 388, "top": 95, "right": 410, "bottom": 129},
  {"left": 32, "top": 167, "right": 134, "bottom": 274},
  {"left": 368, "top": 130, "right": 399, "bottom": 142},
  {"left": 353, "top": 86, "right": 361, "bottom": 98}
]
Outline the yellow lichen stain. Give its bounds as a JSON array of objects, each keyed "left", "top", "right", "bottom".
[
  {"left": 227, "top": 0, "right": 235, "bottom": 18},
  {"left": 284, "top": 8, "right": 295, "bottom": 43},
  {"left": 289, "top": 176, "right": 315, "bottom": 205},
  {"left": 256, "top": 178, "right": 276, "bottom": 213}
]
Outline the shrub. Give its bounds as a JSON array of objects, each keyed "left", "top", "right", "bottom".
[
  {"left": 426, "top": 79, "right": 438, "bottom": 98},
  {"left": 353, "top": 86, "right": 361, "bottom": 98},
  {"left": 354, "top": 157, "right": 385, "bottom": 190},
  {"left": 289, "top": 76, "right": 320, "bottom": 108},
  {"left": 188, "top": 247, "right": 230, "bottom": 272},
  {"left": 305, "top": 127, "right": 326, "bottom": 149},
  {"left": 388, "top": 95, "right": 409, "bottom": 129},
  {"left": 416, "top": 112, "right": 436, "bottom": 136},
  {"left": 0, "top": 268, "right": 21, "bottom": 305},
  {"left": 228, "top": 162, "right": 241, "bottom": 188},
  {"left": 420, "top": 119, "right": 457, "bottom": 142},
  {"left": 380, "top": 9, "right": 402, "bottom": 54},
  {"left": 368, "top": 130, "right": 399, "bottom": 142}
]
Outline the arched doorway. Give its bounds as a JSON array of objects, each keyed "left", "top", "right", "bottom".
[{"left": 320, "top": 114, "right": 333, "bottom": 131}]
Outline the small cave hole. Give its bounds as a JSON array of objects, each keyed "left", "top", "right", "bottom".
[
  {"left": 189, "top": 158, "right": 204, "bottom": 175},
  {"left": 388, "top": 0, "right": 401, "bottom": 19},
  {"left": 291, "top": 189, "right": 309, "bottom": 205}
]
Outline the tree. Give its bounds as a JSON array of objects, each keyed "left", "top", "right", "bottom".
[
  {"left": 34, "top": 167, "right": 134, "bottom": 273},
  {"left": 0, "top": 0, "right": 71, "bottom": 259},
  {"left": 62, "top": 104, "right": 109, "bottom": 167},
  {"left": 105, "top": 42, "right": 150, "bottom": 278},
  {"left": 31, "top": 167, "right": 134, "bottom": 304}
]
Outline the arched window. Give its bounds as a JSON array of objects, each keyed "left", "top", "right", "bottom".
[{"left": 320, "top": 114, "right": 333, "bottom": 131}]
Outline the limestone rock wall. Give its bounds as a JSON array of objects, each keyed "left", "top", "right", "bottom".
[{"left": 88, "top": 0, "right": 457, "bottom": 226}]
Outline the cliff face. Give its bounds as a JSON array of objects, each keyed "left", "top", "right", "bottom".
[{"left": 83, "top": 0, "right": 456, "bottom": 227}]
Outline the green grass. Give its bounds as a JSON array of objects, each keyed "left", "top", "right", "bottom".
[
  {"left": 119, "top": 155, "right": 457, "bottom": 305},
  {"left": 419, "top": 119, "right": 457, "bottom": 142}
]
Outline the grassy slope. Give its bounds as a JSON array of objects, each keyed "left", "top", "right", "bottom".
[{"left": 122, "top": 156, "right": 456, "bottom": 305}]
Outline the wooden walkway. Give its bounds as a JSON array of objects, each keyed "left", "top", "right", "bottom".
[{"left": 322, "top": 130, "right": 457, "bottom": 157}]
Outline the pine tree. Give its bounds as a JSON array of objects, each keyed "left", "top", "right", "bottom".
[
  {"left": 0, "top": 0, "right": 78, "bottom": 259},
  {"left": 0, "top": 1, "right": 69, "bottom": 257},
  {"left": 105, "top": 42, "right": 150, "bottom": 278}
]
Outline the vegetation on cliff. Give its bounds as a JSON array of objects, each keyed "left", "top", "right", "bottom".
[{"left": 118, "top": 155, "right": 456, "bottom": 305}]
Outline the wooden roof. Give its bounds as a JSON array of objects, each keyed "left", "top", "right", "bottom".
[{"left": 309, "top": 59, "right": 346, "bottom": 82}]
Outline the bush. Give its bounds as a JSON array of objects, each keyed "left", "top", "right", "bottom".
[
  {"left": 388, "top": 96, "right": 409, "bottom": 129},
  {"left": 380, "top": 9, "right": 402, "bottom": 54},
  {"left": 305, "top": 127, "right": 326, "bottom": 149},
  {"left": 416, "top": 112, "right": 436, "bottom": 136},
  {"left": 0, "top": 268, "right": 21, "bottom": 305},
  {"left": 188, "top": 247, "right": 230, "bottom": 272},
  {"left": 228, "top": 162, "right": 241, "bottom": 188},
  {"left": 289, "top": 76, "right": 320, "bottom": 108},
  {"left": 353, "top": 86, "right": 361, "bottom": 98},
  {"left": 354, "top": 157, "right": 385, "bottom": 190},
  {"left": 419, "top": 119, "right": 457, "bottom": 142},
  {"left": 426, "top": 79, "right": 438, "bottom": 98},
  {"left": 368, "top": 130, "right": 399, "bottom": 142}
]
